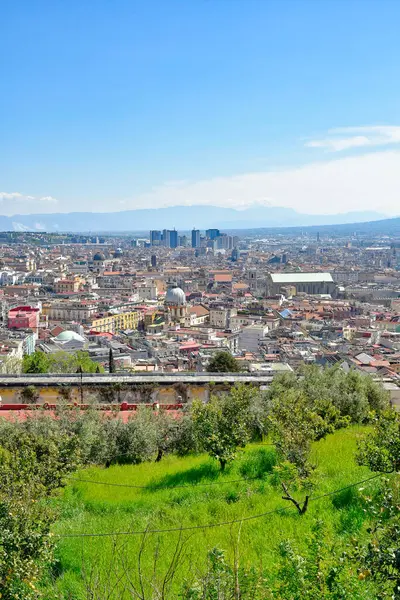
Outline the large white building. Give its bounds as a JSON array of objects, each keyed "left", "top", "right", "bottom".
[
  {"left": 267, "top": 273, "right": 336, "bottom": 296},
  {"left": 42, "top": 301, "right": 98, "bottom": 322}
]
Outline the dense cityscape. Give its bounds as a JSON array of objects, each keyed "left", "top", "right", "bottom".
[{"left": 0, "top": 224, "right": 399, "bottom": 408}]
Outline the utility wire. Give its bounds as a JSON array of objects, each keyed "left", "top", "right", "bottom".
[
  {"left": 69, "top": 474, "right": 261, "bottom": 490},
  {"left": 56, "top": 473, "right": 384, "bottom": 539}
]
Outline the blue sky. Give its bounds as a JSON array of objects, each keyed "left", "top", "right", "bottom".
[{"left": 1, "top": 0, "right": 400, "bottom": 216}]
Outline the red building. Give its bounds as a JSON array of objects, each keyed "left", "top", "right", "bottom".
[{"left": 8, "top": 306, "right": 40, "bottom": 330}]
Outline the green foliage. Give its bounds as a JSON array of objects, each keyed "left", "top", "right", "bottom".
[
  {"left": 23, "top": 350, "right": 51, "bottom": 373},
  {"left": 0, "top": 419, "right": 81, "bottom": 492},
  {"left": 50, "top": 350, "right": 103, "bottom": 373},
  {"left": 182, "top": 547, "right": 264, "bottom": 599},
  {"left": 172, "top": 411, "right": 200, "bottom": 457},
  {"left": 357, "top": 410, "right": 400, "bottom": 473},
  {"left": 207, "top": 351, "right": 242, "bottom": 373},
  {"left": 19, "top": 384, "right": 40, "bottom": 404},
  {"left": 98, "top": 382, "right": 126, "bottom": 403},
  {"left": 47, "top": 427, "right": 376, "bottom": 598},
  {"left": 22, "top": 350, "right": 103, "bottom": 374},
  {"left": 298, "top": 365, "right": 389, "bottom": 423},
  {"left": 273, "top": 520, "right": 370, "bottom": 599},
  {"left": 265, "top": 366, "right": 388, "bottom": 477},
  {"left": 102, "top": 408, "right": 159, "bottom": 464},
  {"left": 192, "top": 384, "right": 255, "bottom": 470},
  {"left": 268, "top": 388, "right": 330, "bottom": 477},
  {"left": 0, "top": 436, "right": 61, "bottom": 598},
  {"left": 350, "top": 478, "right": 400, "bottom": 599}
]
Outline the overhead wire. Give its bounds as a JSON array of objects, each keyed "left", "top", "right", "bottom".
[
  {"left": 69, "top": 474, "right": 262, "bottom": 489},
  {"left": 56, "top": 472, "right": 384, "bottom": 539}
]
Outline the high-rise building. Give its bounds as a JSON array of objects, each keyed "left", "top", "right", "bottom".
[
  {"left": 150, "top": 230, "right": 162, "bottom": 246},
  {"left": 191, "top": 228, "right": 200, "bottom": 248},
  {"left": 215, "top": 234, "right": 235, "bottom": 250},
  {"left": 169, "top": 229, "right": 178, "bottom": 248},
  {"left": 206, "top": 228, "right": 220, "bottom": 240},
  {"left": 150, "top": 254, "right": 157, "bottom": 268},
  {"left": 163, "top": 229, "right": 178, "bottom": 248}
]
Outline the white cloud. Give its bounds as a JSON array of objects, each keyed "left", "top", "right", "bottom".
[
  {"left": 0, "top": 192, "right": 25, "bottom": 201},
  {"left": 129, "top": 150, "right": 400, "bottom": 216},
  {"left": 0, "top": 192, "right": 58, "bottom": 214},
  {"left": 306, "top": 125, "right": 400, "bottom": 152},
  {"left": 2, "top": 141, "right": 400, "bottom": 218}
]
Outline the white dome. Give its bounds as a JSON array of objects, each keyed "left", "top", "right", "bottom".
[
  {"left": 165, "top": 285, "right": 186, "bottom": 306},
  {"left": 55, "top": 330, "right": 85, "bottom": 342}
]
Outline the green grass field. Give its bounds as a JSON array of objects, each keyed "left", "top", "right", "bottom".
[{"left": 47, "top": 426, "right": 378, "bottom": 598}]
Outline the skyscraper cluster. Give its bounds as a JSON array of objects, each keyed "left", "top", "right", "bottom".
[
  {"left": 150, "top": 229, "right": 178, "bottom": 248},
  {"left": 149, "top": 227, "right": 238, "bottom": 250}
]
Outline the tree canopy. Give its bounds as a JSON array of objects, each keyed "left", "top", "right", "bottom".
[
  {"left": 207, "top": 351, "right": 242, "bottom": 373},
  {"left": 22, "top": 350, "right": 103, "bottom": 374},
  {"left": 192, "top": 384, "right": 255, "bottom": 470}
]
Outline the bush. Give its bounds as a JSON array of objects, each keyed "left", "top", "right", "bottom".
[{"left": 19, "top": 385, "right": 40, "bottom": 404}]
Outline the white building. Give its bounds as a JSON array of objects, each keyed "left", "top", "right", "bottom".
[
  {"left": 136, "top": 285, "right": 158, "bottom": 301},
  {"left": 209, "top": 308, "right": 237, "bottom": 329},
  {"left": 267, "top": 272, "right": 336, "bottom": 296},
  {"left": 238, "top": 324, "right": 269, "bottom": 353}
]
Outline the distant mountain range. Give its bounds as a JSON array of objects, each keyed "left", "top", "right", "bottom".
[{"left": 0, "top": 205, "right": 392, "bottom": 233}]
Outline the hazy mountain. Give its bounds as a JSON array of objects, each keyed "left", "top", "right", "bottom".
[{"left": 0, "top": 205, "right": 388, "bottom": 232}]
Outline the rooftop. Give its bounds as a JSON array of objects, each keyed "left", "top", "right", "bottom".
[{"left": 270, "top": 272, "right": 334, "bottom": 284}]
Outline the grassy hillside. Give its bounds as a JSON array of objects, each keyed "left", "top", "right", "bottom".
[{"left": 47, "top": 426, "right": 377, "bottom": 598}]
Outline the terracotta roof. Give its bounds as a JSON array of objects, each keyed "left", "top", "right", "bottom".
[
  {"left": 189, "top": 305, "right": 209, "bottom": 317},
  {"left": 214, "top": 274, "right": 233, "bottom": 283},
  {"left": 233, "top": 282, "right": 249, "bottom": 290}
]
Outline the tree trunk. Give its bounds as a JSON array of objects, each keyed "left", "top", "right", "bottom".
[
  {"left": 155, "top": 448, "right": 163, "bottom": 462},
  {"left": 219, "top": 459, "right": 227, "bottom": 471}
]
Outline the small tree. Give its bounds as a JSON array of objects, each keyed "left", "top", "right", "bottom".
[
  {"left": 109, "top": 348, "right": 116, "bottom": 373},
  {"left": 207, "top": 351, "right": 241, "bottom": 373},
  {"left": 268, "top": 388, "right": 333, "bottom": 477},
  {"left": 0, "top": 447, "right": 55, "bottom": 600},
  {"left": 192, "top": 384, "right": 254, "bottom": 470},
  {"left": 351, "top": 479, "right": 400, "bottom": 599},
  {"left": 22, "top": 351, "right": 50, "bottom": 374},
  {"left": 0, "top": 355, "right": 22, "bottom": 374},
  {"left": 357, "top": 409, "right": 400, "bottom": 473},
  {"left": 49, "top": 350, "right": 102, "bottom": 374}
]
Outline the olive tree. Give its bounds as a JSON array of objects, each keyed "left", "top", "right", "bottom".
[{"left": 192, "top": 384, "right": 255, "bottom": 470}]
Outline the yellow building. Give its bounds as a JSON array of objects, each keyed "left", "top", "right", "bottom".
[
  {"left": 55, "top": 276, "right": 85, "bottom": 294},
  {"left": 90, "top": 311, "right": 140, "bottom": 333},
  {"left": 111, "top": 311, "right": 140, "bottom": 331}
]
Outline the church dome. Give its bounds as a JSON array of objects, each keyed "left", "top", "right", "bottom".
[
  {"left": 93, "top": 252, "right": 105, "bottom": 261},
  {"left": 55, "top": 330, "right": 85, "bottom": 343},
  {"left": 165, "top": 284, "right": 186, "bottom": 306}
]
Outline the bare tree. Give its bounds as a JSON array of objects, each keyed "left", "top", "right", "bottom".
[{"left": 81, "top": 524, "right": 194, "bottom": 600}]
